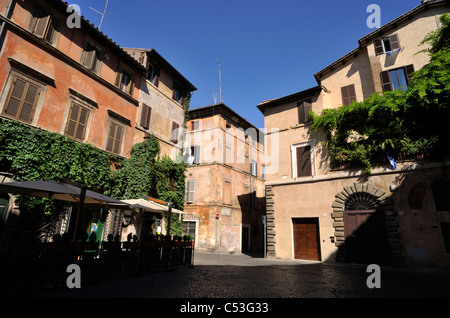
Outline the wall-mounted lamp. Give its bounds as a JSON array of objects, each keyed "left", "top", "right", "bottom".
[{"left": 330, "top": 236, "right": 335, "bottom": 243}]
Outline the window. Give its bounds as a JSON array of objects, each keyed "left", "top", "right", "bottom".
[
  {"left": 28, "top": 6, "right": 58, "bottom": 44},
  {"left": 191, "top": 120, "right": 200, "bottom": 131},
  {"left": 262, "top": 165, "right": 266, "bottom": 180},
  {"left": 115, "top": 69, "right": 133, "bottom": 94},
  {"left": 380, "top": 65, "right": 415, "bottom": 92},
  {"left": 171, "top": 122, "right": 180, "bottom": 144},
  {"left": 374, "top": 34, "right": 400, "bottom": 56},
  {"left": 224, "top": 180, "right": 232, "bottom": 205},
  {"left": 186, "top": 180, "right": 196, "bottom": 203},
  {"left": 106, "top": 120, "right": 125, "bottom": 154},
  {"left": 172, "top": 82, "right": 184, "bottom": 105},
  {"left": 80, "top": 41, "right": 102, "bottom": 73},
  {"left": 64, "top": 102, "right": 90, "bottom": 141},
  {"left": 291, "top": 143, "right": 313, "bottom": 178},
  {"left": 147, "top": 63, "right": 160, "bottom": 87},
  {"left": 341, "top": 84, "right": 356, "bottom": 106},
  {"left": 140, "top": 103, "right": 151, "bottom": 129},
  {"left": 297, "top": 99, "right": 312, "bottom": 124},
  {"left": 250, "top": 160, "right": 257, "bottom": 177},
  {"left": 185, "top": 145, "right": 201, "bottom": 165},
  {"left": 2, "top": 75, "right": 41, "bottom": 123}
]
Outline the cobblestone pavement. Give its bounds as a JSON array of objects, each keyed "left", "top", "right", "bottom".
[{"left": 37, "top": 252, "right": 450, "bottom": 299}]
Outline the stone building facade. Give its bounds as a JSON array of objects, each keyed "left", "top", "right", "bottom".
[
  {"left": 258, "top": 0, "right": 450, "bottom": 268},
  {"left": 183, "top": 104, "right": 266, "bottom": 253}
]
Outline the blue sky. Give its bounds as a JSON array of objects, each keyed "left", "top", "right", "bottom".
[{"left": 71, "top": 0, "right": 421, "bottom": 129}]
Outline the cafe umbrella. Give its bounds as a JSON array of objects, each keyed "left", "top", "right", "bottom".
[{"left": 0, "top": 178, "right": 128, "bottom": 242}]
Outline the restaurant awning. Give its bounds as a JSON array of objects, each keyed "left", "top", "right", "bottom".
[
  {"left": 0, "top": 179, "right": 128, "bottom": 242},
  {"left": 122, "top": 198, "right": 187, "bottom": 214},
  {"left": 0, "top": 179, "right": 125, "bottom": 206}
]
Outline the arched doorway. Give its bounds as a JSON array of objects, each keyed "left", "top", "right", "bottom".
[
  {"left": 343, "top": 192, "right": 390, "bottom": 265},
  {"left": 331, "top": 183, "right": 401, "bottom": 266}
]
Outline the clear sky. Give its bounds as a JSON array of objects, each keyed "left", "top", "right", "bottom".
[{"left": 71, "top": 0, "right": 423, "bottom": 129}]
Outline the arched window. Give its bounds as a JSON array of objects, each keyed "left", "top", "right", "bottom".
[{"left": 344, "top": 192, "right": 378, "bottom": 211}]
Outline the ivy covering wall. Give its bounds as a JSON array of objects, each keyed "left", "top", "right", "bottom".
[
  {"left": 310, "top": 14, "right": 450, "bottom": 175},
  {"left": 0, "top": 117, "right": 187, "bottom": 241}
]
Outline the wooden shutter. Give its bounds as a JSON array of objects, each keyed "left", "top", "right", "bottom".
[
  {"left": 4, "top": 77, "right": 40, "bottom": 123},
  {"left": 186, "top": 181, "right": 195, "bottom": 202},
  {"left": 298, "top": 99, "right": 312, "bottom": 124},
  {"left": 65, "top": 103, "right": 80, "bottom": 138},
  {"left": 341, "top": 84, "right": 356, "bottom": 106},
  {"left": 191, "top": 120, "right": 199, "bottom": 130},
  {"left": 106, "top": 122, "right": 123, "bottom": 154},
  {"left": 43, "top": 18, "right": 56, "bottom": 43},
  {"left": 140, "top": 104, "right": 151, "bottom": 129},
  {"left": 296, "top": 146, "right": 312, "bottom": 177},
  {"left": 153, "top": 66, "right": 160, "bottom": 87},
  {"left": 380, "top": 71, "right": 392, "bottom": 92},
  {"left": 113, "top": 125, "right": 123, "bottom": 154},
  {"left": 374, "top": 38, "right": 384, "bottom": 56},
  {"left": 404, "top": 64, "right": 415, "bottom": 85},
  {"left": 115, "top": 71, "right": 121, "bottom": 87},
  {"left": 106, "top": 123, "right": 116, "bottom": 152},
  {"left": 224, "top": 181, "right": 231, "bottom": 205},
  {"left": 4, "top": 78, "right": 26, "bottom": 118},
  {"left": 82, "top": 43, "right": 98, "bottom": 70},
  {"left": 171, "top": 122, "right": 179, "bottom": 143},
  {"left": 193, "top": 145, "right": 201, "bottom": 164},
  {"left": 389, "top": 34, "right": 400, "bottom": 50},
  {"left": 76, "top": 107, "right": 88, "bottom": 140},
  {"left": 34, "top": 10, "right": 50, "bottom": 38},
  {"left": 66, "top": 103, "right": 89, "bottom": 141}
]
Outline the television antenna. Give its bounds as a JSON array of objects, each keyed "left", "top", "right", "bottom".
[
  {"left": 216, "top": 59, "right": 224, "bottom": 103},
  {"left": 89, "top": 0, "right": 112, "bottom": 30}
]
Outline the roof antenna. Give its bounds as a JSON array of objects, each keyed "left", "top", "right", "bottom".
[
  {"left": 89, "top": 0, "right": 111, "bottom": 30},
  {"left": 217, "top": 58, "right": 223, "bottom": 103}
]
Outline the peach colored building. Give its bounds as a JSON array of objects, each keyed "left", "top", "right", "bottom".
[
  {"left": 258, "top": 1, "right": 450, "bottom": 269},
  {"left": 0, "top": 0, "right": 145, "bottom": 158},
  {"left": 183, "top": 103, "right": 266, "bottom": 253},
  {"left": 124, "top": 48, "right": 197, "bottom": 159}
]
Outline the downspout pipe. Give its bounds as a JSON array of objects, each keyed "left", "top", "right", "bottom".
[{"left": 0, "top": 0, "right": 15, "bottom": 53}]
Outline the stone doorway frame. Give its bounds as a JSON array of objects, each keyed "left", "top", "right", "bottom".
[{"left": 331, "top": 182, "right": 405, "bottom": 267}]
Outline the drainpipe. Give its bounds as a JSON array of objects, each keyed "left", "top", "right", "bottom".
[{"left": 0, "top": 0, "right": 15, "bottom": 53}]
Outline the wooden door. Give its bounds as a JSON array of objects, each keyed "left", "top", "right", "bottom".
[
  {"left": 292, "top": 218, "right": 321, "bottom": 261},
  {"left": 343, "top": 210, "right": 389, "bottom": 265}
]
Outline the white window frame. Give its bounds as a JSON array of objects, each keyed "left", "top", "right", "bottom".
[
  {"left": 104, "top": 117, "right": 126, "bottom": 155},
  {"left": 185, "top": 180, "right": 196, "bottom": 203},
  {"left": 0, "top": 69, "right": 47, "bottom": 126},
  {"left": 290, "top": 140, "right": 316, "bottom": 179},
  {"left": 250, "top": 159, "right": 257, "bottom": 177},
  {"left": 60, "top": 93, "right": 95, "bottom": 142}
]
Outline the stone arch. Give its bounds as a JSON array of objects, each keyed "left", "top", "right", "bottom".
[{"left": 331, "top": 182, "right": 405, "bottom": 267}]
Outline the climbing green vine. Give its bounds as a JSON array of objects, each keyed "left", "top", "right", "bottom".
[
  {"left": 0, "top": 118, "right": 187, "bottom": 241},
  {"left": 310, "top": 14, "right": 450, "bottom": 175}
]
